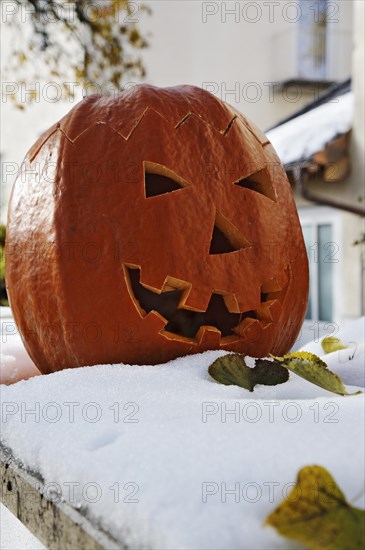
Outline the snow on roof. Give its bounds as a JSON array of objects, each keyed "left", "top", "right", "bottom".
[
  {"left": 1, "top": 311, "right": 364, "bottom": 549},
  {"left": 267, "top": 92, "right": 354, "bottom": 165}
]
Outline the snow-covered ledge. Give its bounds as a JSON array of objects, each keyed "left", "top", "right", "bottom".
[
  {"left": 0, "top": 444, "right": 122, "bottom": 549},
  {"left": 0, "top": 312, "right": 364, "bottom": 549}
]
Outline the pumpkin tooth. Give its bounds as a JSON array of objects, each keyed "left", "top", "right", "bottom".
[
  {"left": 222, "top": 293, "right": 241, "bottom": 314},
  {"left": 236, "top": 288, "right": 261, "bottom": 313},
  {"left": 180, "top": 286, "right": 211, "bottom": 312},
  {"left": 145, "top": 310, "right": 168, "bottom": 330},
  {"left": 162, "top": 276, "right": 191, "bottom": 294},
  {"left": 234, "top": 317, "right": 261, "bottom": 340},
  {"left": 139, "top": 269, "right": 167, "bottom": 293},
  {"left": 260, "top": 278, "right": 282, "bottom": 294},
  {"left": 196, "top": 326, "right": 222, "bottom": 347},
  {"left": 255, "top": 299, "right": 282, "bottom": 322}
]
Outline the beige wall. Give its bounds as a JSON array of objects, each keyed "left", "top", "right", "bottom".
[
  {"left": 341, "top": 212, "right": 364, "bottom": 318},
  {"left": 141, "top": 0, "right": 353, "bottom": 129}
]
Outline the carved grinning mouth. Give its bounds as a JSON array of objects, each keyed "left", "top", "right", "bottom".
[{"left": 125, "top": 266, "right": 289, "bottom": 343}]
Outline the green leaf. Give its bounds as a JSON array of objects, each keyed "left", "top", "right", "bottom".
[
  {"left": 265, "top": 465, "right": 365, "bottom": 550},
  {"left": 322, "top": 337, "right": 348, "bottom": 354},
  {"left": 272, "top": 351, "right": 361, "bottom": 396},
  {"left": 208, "top": 354, "right": 289, "bottom": 392}
]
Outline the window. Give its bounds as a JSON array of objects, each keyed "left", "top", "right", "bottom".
[
  {"left": 271, "top": 0, "right": 352, "bottom": 84},
  {"left": 299, "top": 207, "right": 341, "bottom": 322},
  {"left": 298, "top": 0, "right": 328, "bottom": 81}
]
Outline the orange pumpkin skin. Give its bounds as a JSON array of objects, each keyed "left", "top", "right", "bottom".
[{"left": 6, "top": 85, "right": 308, "bottom": 373}]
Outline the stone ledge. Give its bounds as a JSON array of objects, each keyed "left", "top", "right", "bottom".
[{"left": 0, "top": 443, "right": 125, "bottom": 550}]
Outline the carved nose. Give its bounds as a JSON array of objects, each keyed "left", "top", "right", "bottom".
[{"left": 209, "top": 210, "right": 250, "bottom": 255}]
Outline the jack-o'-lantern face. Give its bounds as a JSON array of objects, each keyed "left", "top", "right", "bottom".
[
  {"left": 6, "top": 85, "right": 309, "bottom": 373},
  {"left": 123, "top": 160, "right": 289, "bottom": 347}
]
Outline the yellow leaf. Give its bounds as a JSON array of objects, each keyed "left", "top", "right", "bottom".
[
  {"left": 266, "top": 465, "right": 365, "bottom": 550},
  {"left": 271, "top": 351, "right": 361, "bottom": 396},
  {"left": 322, "top": 337, "right": 348, "bottom": 354}
]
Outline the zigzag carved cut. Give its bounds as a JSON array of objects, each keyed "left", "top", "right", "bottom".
[
  {"left": 29, "top": 106, "right": 263, "bottom": 162},
  {"left": 59, "top": 108, "right": 238, "bottom": 143},
  {"left": 228, "top": 105, "right": 271, "bottom": 146}
]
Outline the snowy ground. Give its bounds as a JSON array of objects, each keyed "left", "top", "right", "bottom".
[
  {"left": 0, "top": 504, "right": 45, "bottom": 550},
  {"left": 0, "top": 310, "right": 364, "bottom": 549},
  {"left": 0, "top": 307, "right": 40, "bottom": 385}
]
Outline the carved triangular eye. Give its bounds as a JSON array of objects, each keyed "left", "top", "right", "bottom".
[
  {"left": 144, "top": 161, "right": 190, "bottom": 198},
  {"left": 209, "top": 210, "right": 250, "bottom": 255},
  {"left": 234, "top": 167, "right": 276, "bottom": 201},
  {"left": 145, "top": 173, "right": 183, "bottom": 197}
]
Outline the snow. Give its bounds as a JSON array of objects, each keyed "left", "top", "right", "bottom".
[
  {"left": 0, "top": 309, "right": 364, "bottom": 549},
  {"left": 0, "top": 308, "right": 40, "bottom": 385},
  {"left": 298, "top": 317, "right": 365, "bottom": 388},
  {"left": 0, "top": 504, "right": 45, "bottom": 550},
  {"left": 267, "top": 92, "right": 354, "bottom": 165}
]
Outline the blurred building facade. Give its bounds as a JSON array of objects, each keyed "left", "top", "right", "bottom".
[{"left": 141, "top": 0, "right": 353, "bottom": 127}]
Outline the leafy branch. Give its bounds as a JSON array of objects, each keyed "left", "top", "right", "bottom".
[{"left": 2, "top": 0, "right": 151, "bottom": 107}]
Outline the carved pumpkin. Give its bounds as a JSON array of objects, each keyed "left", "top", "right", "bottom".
[{"left": 6, "top": 85, "right": 308, "bottom": 373}]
